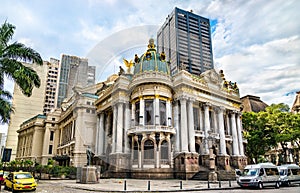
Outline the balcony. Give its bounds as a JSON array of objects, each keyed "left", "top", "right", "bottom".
[{"left": 127, "top": 125, "right": 175, "bottom": 135}]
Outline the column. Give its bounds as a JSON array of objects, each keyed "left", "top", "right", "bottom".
[
  {"left": 203, "top": 103, "right": 210, "bottom": 154},
  {"left": 217, "top": 107, "right": 227, "bottom": 155},
  {"left": 124, "top": 103, "right": 130, "bottom": 153},
  {"left": 226, "top": 114, "right": 231, "bottom": 135},
  {"left": 139, "top": 98, "right": 144, "bottom": 125},
  {"left": 111, "top": 105, "right": 117, "bottom": 153},
  {"left": 71, "top": 120, "right": 75, "bottom": 139},
  {"left": 155, "top": 95, "right": 160, "bottom": 125},
  {"left": 116, "top": 103, "right": 124, "bottom": 153},
  {"left": 213, "top": 110, "right": 218, "bottom": 133},
  {"left": 166, "top": 99, "right": 172, "bottom": 126},
  {"left": 98, "top": 113, "right": 105, "bottom": 155},
  {"left": 174, "top": 101, "right": 180, "bottom": 152},
  {"left": 187, "top": 100, "right": 196, "bottom": 152},
  {"left": 95, "top": 115, "right": 100, "bottom": 155},
  {"left": 230, "top": 112, "right": 239, "bottom": 156},
  {"left": 180, "top": 98, "right": 189, "bottom": 152},
  {"left": 236, "top": 113, "right": 244, "bottom": 156}
]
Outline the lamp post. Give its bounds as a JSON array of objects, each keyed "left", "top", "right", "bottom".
[{"left": 207, "top": 130, "right": 218, "bottom": 181}]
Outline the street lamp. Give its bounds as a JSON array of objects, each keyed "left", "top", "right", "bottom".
[{"left": 207, "top": 130, "right": 217, "bottom": 181}]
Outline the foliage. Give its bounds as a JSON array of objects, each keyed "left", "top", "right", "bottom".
[
  {"left": 242, "top": 103, "right": 300, "bottom": 164},
  {"left": 0, "top": 21, "right": 43, "bottom": 123}
]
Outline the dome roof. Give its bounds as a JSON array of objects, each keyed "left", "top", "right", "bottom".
[{"left": 133, "top": 39, "right": 170, "bottom": 75}]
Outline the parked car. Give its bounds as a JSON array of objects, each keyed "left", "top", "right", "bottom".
[
  {"left": 236, "top": 162, "right": 281, "bottom": 189},
  {"left": 4, "top": 172, "right": 37, "bottom": 192},
  {"left": 278, "top": 164, "right": 300, "bottom": 186}
]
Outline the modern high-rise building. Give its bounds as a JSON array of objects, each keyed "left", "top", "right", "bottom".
[
  {"left": 157, "top": 7, "right": 214, "bottom": 75},
  {"left": 56, "top": 54, "right": 96, "bottom": 108}
]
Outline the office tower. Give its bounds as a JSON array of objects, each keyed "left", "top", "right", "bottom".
[
  {"left": 157, "top": 7, "right": 214, "bottom": 75},
  {"left": 56, "top": 54, "right": 96, "bottom": 108}
]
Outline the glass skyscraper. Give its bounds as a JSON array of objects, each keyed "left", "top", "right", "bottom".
[{"left": 157, "top": 7, "right": 214, "bottom": 75}]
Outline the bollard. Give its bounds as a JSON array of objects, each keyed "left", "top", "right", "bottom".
[
  {"left": 148, "top": 180, "right": 150, "bottom": 191},
  {"left": 180, "top": 181, "right": 182, "bottom": 190},
  {"left": 219, "top": 180, "right": 221, "bottom": 188},
  {"left": 208, "top": 180, "right": 210, "bottom": 188},
  {"left": 229, "top": 180, "right": 231, "bottom": 187},
  {"left": 124, "top": 180, "right": 127, "bottom": 191}
]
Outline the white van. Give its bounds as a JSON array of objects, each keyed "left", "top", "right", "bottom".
[
  {"left": 236, "top": 163, "right": 281, "bottom": 189},
  {"left": 278, "top": 164, "right": 300, "bottom": 186}
]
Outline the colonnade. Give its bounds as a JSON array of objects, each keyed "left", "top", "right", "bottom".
[{"left": 174, "top": 98, "right": 244, "bottom": 157}]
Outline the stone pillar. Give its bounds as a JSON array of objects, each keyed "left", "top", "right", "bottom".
[
  {"left": 180, "top": 98, "right": 189, "bottom": 152},
  {"left": 98, "top": 113, "right": 105, "bottom": 155},
  {"left": 187, "top": 100, "right": 196, "bottom": 152},
  {"left": 236, "top": 112, "right": 244, "bottom": 156},
  {"left": 226, "top": 114, "right": 230, "bottom": 135},
  {"left": 124, "top": 103, "right": 130, "bottom": 153},
  {"left": 111, "top": 105, "right": 117, "bottom": 153},
  {"left": 166, "top": 99, "right": 172, "bottom": 126},
  {"left": 199, "top": 107, "right": 203, "bottom": 131},
  {"left": 174, "top": 101, "right": 180, "bottom": 152},
  {"left": 203, "top": 103, "right": 210, "bottom": 154},
  {"left": 71, "top": 120, "right": 75, "bottom": 139},
  {"left": 155, "top": 95, "right": 160, "bottom": 125},
  {"left": 139, "top": 98, "right": 144, "bottom": 125},
  {"left": 217, "top": 107, "right": 227, "bottom": 155},
  {"left": 116, "top": 103, "right": 123, "bottom": 153},
  {"left": 230, "top": 112, "right": 239, "bottom": 156}
]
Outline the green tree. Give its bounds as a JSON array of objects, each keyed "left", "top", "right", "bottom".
[
  {"left": 242, "top": 111, "right": 277, "bottom": 163},
  {"left": 243, "top": 103, "right": 300, "bottom": 164},
  {"left": 0, "top": 21, "right": 43, "bottom": 123}
]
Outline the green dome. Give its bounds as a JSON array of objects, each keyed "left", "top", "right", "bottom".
[{"left": 133, "top": 39, "right": 170, "bottom": 75}]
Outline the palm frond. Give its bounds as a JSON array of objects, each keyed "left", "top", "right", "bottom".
[
  {"left": 3, "top": 42, "right": 43, "bottom": 65},
  {"left": 0, "top": 96, "right": 13, "bottom": 123},
  {"left": 0, "top": 21, "right": 15, "bottom": 47}
]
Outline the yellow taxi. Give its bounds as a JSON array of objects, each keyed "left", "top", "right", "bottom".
[{"left": 4, "top": 172, "right": 37, "bottom": 192}]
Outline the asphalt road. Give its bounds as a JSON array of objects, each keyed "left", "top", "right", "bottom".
[{"left": 0, "top": 182, "right": 299, "bottom": 193}]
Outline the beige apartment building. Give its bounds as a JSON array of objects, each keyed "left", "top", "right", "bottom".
[{"left": 6, "top": 61, "right": 51, "bottom": 160}]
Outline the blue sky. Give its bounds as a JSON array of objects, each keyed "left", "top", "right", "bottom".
[{"left": 1, "top": 0, "right": 300, "bottom": 132}]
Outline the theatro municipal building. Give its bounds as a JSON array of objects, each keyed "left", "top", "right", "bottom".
[{"left": 93, "top": 39, "right": 247, "bottom": 179}]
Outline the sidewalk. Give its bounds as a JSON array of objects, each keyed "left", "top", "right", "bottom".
[{"left": 43, "top": 179, "right": 240, "bottom": 192}]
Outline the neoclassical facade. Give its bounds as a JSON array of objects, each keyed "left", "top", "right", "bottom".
[{"left": 94, "top": 39, "right": 247, "bottom": 179}]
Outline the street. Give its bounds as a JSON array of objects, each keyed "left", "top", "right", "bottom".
[{"left": 0, "top": 181, "right": 299, "bottom": 193}]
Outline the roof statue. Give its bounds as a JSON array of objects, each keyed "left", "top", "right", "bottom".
[{"left": 123, "top": 58, "right": 134, "bottom": 73}]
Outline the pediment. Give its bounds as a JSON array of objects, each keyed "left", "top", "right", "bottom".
[{"left": 200, "top": 69, "right": 223, "bottom": 86}]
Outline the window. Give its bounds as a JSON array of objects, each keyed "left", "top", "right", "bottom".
[
  {"left": 161, "top": 140, "right": 168, "bottom": 159},
  {"left": 159, "top": 100, "right": 166, "bottom": 126},
  {"left": 133, "top": 141, "right": 138, "bottom": 160},
  {"left": 48, "top": 145, "right": 53, "bottom": 154},
  {"left": 193, "top": 107, "right": 199, "bottom": 130},
  {"left": 87, "top": 101, "right": 91, "bottom": 105},
  {"left": 135, "top": 102, "right": 140, "bottom": 126},
  {"left": 144, "top": 100, "right": 154, "bottom": 125},
  {"left": 144, "top": 140, "right": 154, "bottom": 159},
  {"left": 50, "top": 131, "right": 54, "bottom": 141}
]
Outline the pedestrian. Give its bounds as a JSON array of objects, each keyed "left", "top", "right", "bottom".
[{"left": 0, "top": 174, "right": 4, "bottom": 191}]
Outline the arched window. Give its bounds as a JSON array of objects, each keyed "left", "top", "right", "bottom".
[
  {"left": 144, "top": 140, "right": 154, "bottom": 159},
  {"left": 161, "top": 140, "right": 168, "bottom": 159}
]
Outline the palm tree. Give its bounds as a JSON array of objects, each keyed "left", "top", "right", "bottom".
[{"left": 0, "top": 21, "right": 43, "bottom": 123}]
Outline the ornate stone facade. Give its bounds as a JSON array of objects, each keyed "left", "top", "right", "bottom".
[{"left": 94, "top": 39, "right": 247, "bottom": 179}]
